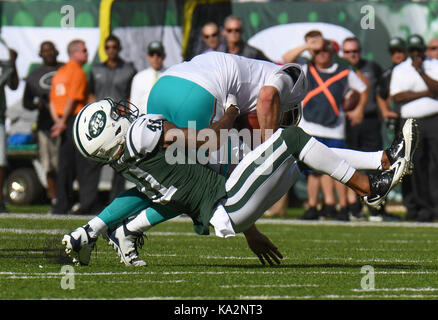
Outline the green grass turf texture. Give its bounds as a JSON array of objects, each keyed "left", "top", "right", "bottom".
[{"left": 1, "top": 212, "right": 438, "bottom": 300}]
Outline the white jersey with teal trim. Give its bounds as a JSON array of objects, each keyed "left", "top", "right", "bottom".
[{"left": 162, "top": 52, "right": 291, "bottom": 122}]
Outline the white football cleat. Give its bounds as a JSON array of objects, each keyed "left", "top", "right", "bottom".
[
  {"left": 108, "top": 222, "right": 147, "bottom": 267},
  {"left": 62, "top": 224, "right": 97, "bottom": 266}
]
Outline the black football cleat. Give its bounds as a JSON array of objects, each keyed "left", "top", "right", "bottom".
[
  {"left": 362, "top": 158, "right": 408, "bottom": 209},
  {"left": 385, "top": 118, "right": 419, "bottom": 174}
]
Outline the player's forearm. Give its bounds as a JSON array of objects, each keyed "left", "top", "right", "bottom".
[
  {"left": 256, "top": 87, "right": 280, "bottom": 141},
  {"left": 194, "top": 105, "right": 240, "bottom": 149},
  {"left": 209, "top": 106, "right": 239, "bottom": 134}
]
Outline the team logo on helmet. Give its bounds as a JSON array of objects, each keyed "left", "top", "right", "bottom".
[{"left": 88, "top": 110, "right": 107, "bottom": 138}]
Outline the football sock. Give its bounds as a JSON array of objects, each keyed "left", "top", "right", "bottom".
[
  {"left": 126, "top": 206, "right": 181, "bottom": 233},
  {"left": 125, "top": 210, "right": 151, "bottom": 233},
  {"left": 87, "top": 217, "right": 107, "bottom": 238},
  {"left": 330, "top": 148, "right": 383, "bottom": 170},
  {"left": 299, "top": 137, "right": 356, "bottom": 184}
]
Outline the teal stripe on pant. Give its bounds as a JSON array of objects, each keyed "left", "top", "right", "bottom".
[
  {"left": 146, "top": 204, "right": 181, "bottom": 226},
  {"left": 97, "top": 188, "right": 180, "bottom": 227}
]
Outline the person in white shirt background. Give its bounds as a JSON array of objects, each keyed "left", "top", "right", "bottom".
[
  {"left": 426, "top": 38, "right": 438, "bottom": 60},
  {"left": 130, "top": 41, "right": 166, "bottom": 115},
  {"left": 390, "top": 34, "right": 438, "bottom": 222}
]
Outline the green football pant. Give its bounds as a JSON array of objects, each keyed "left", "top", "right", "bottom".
[{"left": 224, "top": 125, "right": 310, "bottom": 233}]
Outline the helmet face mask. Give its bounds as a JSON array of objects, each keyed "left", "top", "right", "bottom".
[
  {"left": 279, "top": 102, "right": 302, "bottom": 128},
  {"left": 109, "top": 100, "right": 139, "bottom": 123},
  {"left": 74, "top": 99, "right": 138, "bottom": 164}
]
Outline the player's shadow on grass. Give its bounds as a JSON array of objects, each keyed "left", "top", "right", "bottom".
[
  {"left": 0, "top": 236, "right": 71, "bottom": 265},
  {"left": 0, "top": 248, "right": 71, "bottom": 264}
]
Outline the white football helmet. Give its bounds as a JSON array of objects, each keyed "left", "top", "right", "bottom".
[
  {"left": 271, "top": 63, "right": 306, "bottom": 127},
  {"left": 73, "top": 99, "right": 139, "bottom": 164}
]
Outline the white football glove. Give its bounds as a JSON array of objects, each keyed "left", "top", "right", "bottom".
[{"left": 225, "top": 94, "right": 239, "bottom": 114}]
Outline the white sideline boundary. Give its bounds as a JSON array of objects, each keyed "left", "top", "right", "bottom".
[{"left": 1, "top": 213, "right": 437, "bottom": 228}]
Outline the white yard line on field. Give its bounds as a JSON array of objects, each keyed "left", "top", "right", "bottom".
[
  {"left": 3, "top": 270, "right": 438, "bottom": 279},
  {"left": 321, "top": 294, "right": 438, "bottom": 299},
  {"left": 0, "top": 228, "right": 68, "bottom": 235},
  {"left": 81, "top": 279, "right": 186, "bottom": 284},
  {"left": 352, "top": 287, "right": 438, "bottom": 292},
  {"left": 1, "top": 213, "right": 438, "bottom": 228},
  {"left": 220, "top": 284, "right": 319, "bottom": 288},
  {"left": 315, "top": 257, "right": 438, "bottom": 263},
  {"left": 125, "top": 293, "right": 438, "bottom": 300},
  {"left": 200, "top": 255, "right": 259, "bottom": 260}
]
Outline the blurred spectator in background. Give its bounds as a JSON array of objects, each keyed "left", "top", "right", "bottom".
[
  {"left": 282, "top": 30, "right": 352, "bottom": 69},
  {"left": 0, "top": 47, "right": 19, "bottom": 212},
  {"left": 288, "top": 39, "right": 367, "bottom": 220},
  {"left": 281, "top": 31, "right": 327, "bottom": 219},
  {"left": 49, "top": 39, "right": 100, "bottom": 215},
  {"left": 88, "top": 34, "right": 136, "bottom": 202},
  {"left": 130, "top": 41, "right": 166, "bottom": 115},
  {"left": 341, "top": 37, "right": 398, "bottom": 221},
  {"left": 282, "top": 30, "right": 324, "bottom": 65},
  {"left": 201, "top": 22, "right": 225, "bottom": 53},
  {"left": 376, "top": 37, "right": 407, "bottom": 220},
  {"left": 23, "top": 41, "right": 63, "bottom": 213},
  {"left": 89, "top": 35, "right": 136, "bottom": 103},
  {"left": 222, "top": 15, "right": 270, "bottom": 61},
  {"left": 376, "top": 37, "right": 406, "bottom": 138},
  {"left": 390, "top": 34, "right": 438, "bottom": 222},
  {"left": 426, "top": 38, "right": 438, "bottom": 60}
]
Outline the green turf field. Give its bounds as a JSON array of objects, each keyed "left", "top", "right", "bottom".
[{"left": 1, "top": 212, "right": 438, "bottom": 300}]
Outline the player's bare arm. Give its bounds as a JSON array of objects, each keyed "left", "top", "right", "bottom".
[{"left": 256, "top": 85, "right": 281, "bottom": 142}]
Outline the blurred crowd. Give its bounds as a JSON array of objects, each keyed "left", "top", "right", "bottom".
[{"left": 2, "top": 14, "right": 438, "bottom": 223}]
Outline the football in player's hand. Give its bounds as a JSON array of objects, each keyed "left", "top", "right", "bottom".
[
  {"left": 235, "top": 112, "right": 260, "bottom": 130},
  {"left": 342, "top": 89, "right": 360, "bottom": 111}
]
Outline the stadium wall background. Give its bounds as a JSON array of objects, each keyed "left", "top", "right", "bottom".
[{"left": 1, "top": 0, "right": 437, "bottom": 114}]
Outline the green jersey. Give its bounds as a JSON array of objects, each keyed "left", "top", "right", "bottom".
[{"left": 112, "top": 114, "right": 227, "bottom": 235}]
